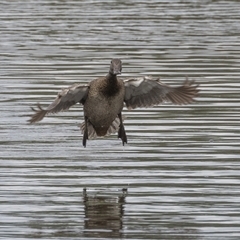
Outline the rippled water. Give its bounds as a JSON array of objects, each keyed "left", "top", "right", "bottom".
[{"left": 1, "top": 0, "right": 240, "bottom": 239}]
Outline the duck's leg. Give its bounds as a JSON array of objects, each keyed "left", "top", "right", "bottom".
[
  {"left": 118, "top": 112, "right": 127, "bottom": 145},
  {"left": 83, "top": 116, "right": 88, "bottom": 147}
]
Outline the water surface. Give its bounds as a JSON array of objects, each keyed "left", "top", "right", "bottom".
[{"left": 1, "top": 0, "right": 240, "bottom": 239}]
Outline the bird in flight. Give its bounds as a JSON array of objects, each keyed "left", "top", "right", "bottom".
[{"left": 29, "top": 59, "right": 199, "bottom": 147}]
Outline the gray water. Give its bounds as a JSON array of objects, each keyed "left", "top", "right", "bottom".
[{"left": 1, "top": 0, "right": 240, "bottom": 239}]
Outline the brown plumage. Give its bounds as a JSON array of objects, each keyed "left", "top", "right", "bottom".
[{"left": 29, "top": 59, "right": 199, "bottom": 147}]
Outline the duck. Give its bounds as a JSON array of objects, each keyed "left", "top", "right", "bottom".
[{"left": 29, "top": 59, "right": 199, "bottom": 147}]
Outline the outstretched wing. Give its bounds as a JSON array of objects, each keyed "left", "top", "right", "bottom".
[
  {"left": 124, "top": 76, "right": 199, "bottom": 109},
  {"left": 28, "top": 83, "right": 89, "bottom": 123}
]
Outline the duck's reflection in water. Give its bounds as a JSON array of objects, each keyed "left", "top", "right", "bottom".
[{"left": 83, "top": 188, "right": 128, "bottom": 238}]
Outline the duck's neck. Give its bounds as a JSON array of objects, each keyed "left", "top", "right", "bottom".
[
  {"left": 103, "top": 73, "right": 119, "bottom": 96},
  {"left": 107, "top": 72, "right": 117, "bottom": 82}
]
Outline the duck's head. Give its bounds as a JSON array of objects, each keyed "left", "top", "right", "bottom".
[{"left": 109, "top": 59, "right": 122, "bottom": 75}]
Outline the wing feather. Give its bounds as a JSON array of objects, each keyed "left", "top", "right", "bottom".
[
  {"left": 124, "top": 76, "right": 199, "bottom": 109},
  {"left": 28, "top": 83, "right": 89, "bottom": 123}
]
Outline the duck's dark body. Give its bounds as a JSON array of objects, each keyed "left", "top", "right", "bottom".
[
  {"left": 29, "top": 58, "right": 199, "bottom": 147},
  {"left": 84, "top": 74, "right": 125, "bottom": 137}
]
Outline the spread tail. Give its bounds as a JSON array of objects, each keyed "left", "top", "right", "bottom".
[{"left": 80, "top": 117, "right": 122, "bottom": 139}]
